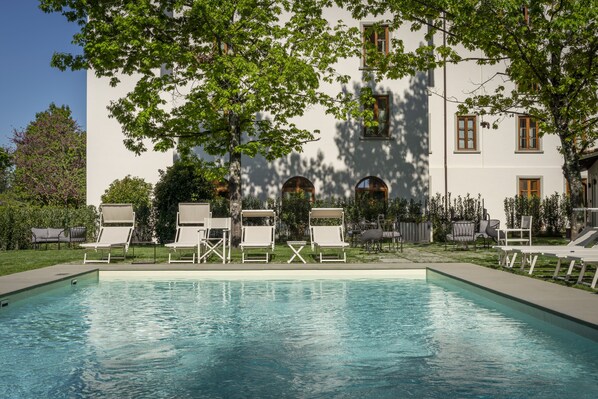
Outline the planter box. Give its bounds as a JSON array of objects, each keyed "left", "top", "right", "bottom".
[{"left": 399, "top": 221, "right": 433, "bottom": 243}]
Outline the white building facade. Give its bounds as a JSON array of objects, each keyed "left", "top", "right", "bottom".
[{"left": 86, "top": 9, "right": 566, "bottom": 225}]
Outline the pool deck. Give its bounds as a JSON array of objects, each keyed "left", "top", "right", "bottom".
[{"left": 1, "top": 262, "right": 597, "bottom": 337}]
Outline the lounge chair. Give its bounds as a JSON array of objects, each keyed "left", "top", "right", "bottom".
[
  {"left": 551, "top": 249, "right": 598, "bottom": 285},
  {"left": 239, "top": 210, "right": 276, "bottom": 263},
  {"left": 165, "top": 225, "right": 208, "bottom": 263},
  {"left": 446, "top": 220, "right": 476, "bottom": 250},
  {"left": 165, "top": 203, "right": 211, "bottom": 263},
  {"left": 494, "top": 227, "right": 598, "bottom": 272},
  {"left": 309, "top": 208, "right": 350, "bottom": 262},
  {"left": 556, "top": 252, "right": 598, "bottom": 289},
  {"left": 80, "top": 204, "right": 135, "bottom": 263}
]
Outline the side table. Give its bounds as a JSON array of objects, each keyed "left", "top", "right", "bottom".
[
  {"left": 131, "top": 241, "right": 158, "bottom": 264},
  {"left": 287, "top": 241, "right": 307, "bottom": 264}
]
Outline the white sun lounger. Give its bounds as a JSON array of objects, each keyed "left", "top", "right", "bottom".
[
  {"left": 494, "top": 227, "right": 598, "bottom": 271},
  {"left": 557, "top": 253, "right": 598, "bottom": 289},
  {"left": 81, "top": 204, "right": 135, "bottom": 264},
  {"left": 239, "top": 210, "right": 276, "bottom": 263},
  {"left": 165, "top": 203, "right": 211, "bottom": 263},
  {"left": 165, "top": 225, "right": 207, "bottom": 263},
  {"left": 309, "top": 208, "right": 350, "bottom": 263}
]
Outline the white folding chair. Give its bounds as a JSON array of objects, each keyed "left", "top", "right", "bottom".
[{"left": 199, "top": 217, "right": 231, "bottom": 264}]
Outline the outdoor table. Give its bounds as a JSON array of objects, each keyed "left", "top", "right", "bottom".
[
  {"left": 287, "top": 240, "right": 307, "bottom": 264},
  {"left": 131, "top": 240, "right": 158, "bottom": 264},
  {"left": 498, "top": 228, "right": 532, "bottom": 246}
]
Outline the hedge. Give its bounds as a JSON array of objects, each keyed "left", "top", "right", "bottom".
[{"left": 0, "top": 205, "right": 98, "bottom": 250}]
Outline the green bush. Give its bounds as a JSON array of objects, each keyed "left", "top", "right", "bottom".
[
  {"left": 152, "top": 160, "right": 216, "bottom": 243},
  {"left": 504, "top": 193, "right": 570, "bottom": 236},
  {"left": 0, "top": 205, "right": 97, "bottom": 250},
  {"left": 279, "top": 193, "right": 311, "bottom": 239},
  {"left": 428, "top": 193, "right": 484, "bottom": 241},
  {"left": 101, "top": 175, "right": 153, "bottom": 241}
]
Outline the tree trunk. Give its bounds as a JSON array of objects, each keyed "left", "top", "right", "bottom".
[
  {"left": 228, "top": 113, "right": 243, "bottom": 247},
  {"left": 560, "top": 137, "right": 585, "bottom": 238}
]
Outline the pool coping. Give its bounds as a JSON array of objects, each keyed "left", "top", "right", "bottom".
[{"left": 1, "top": 262, "right": 597, "bottom": 332}]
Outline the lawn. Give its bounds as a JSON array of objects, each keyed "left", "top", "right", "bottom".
[{"left": 1, "top": 236, "right": 594, "bottom": 292}]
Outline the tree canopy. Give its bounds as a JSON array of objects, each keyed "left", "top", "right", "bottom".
[
  {"left": 40, "top": 0, "right": 361, "bottom": 242},
  {"left": 345, "top": 0, "right": 598, "bottom": 211},
  {"left": 12, "top": 103, "right": 86, "bottom": 206}
]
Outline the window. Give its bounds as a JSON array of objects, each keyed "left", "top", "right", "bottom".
[
  {"left": 517, "top": 80, "right": 539, "bottom": 93},
  {"left": 518, "top": 116, "right": 540, "bottom": 151},
  {"left": 364, "top": 95, "right": 390, "bottom": 138},
  {"left": 519, "top": 178, "right": 541, "bottom": 197},
  {"left": 282, "top": 176, "right": 315, "bottom": 202},
  {"left": 355, "top": 176, "right": 388, "bottom": 202},
  {"left": 362, "top": 24, "right": 389, "bottom": 67},
  {"left": 456, "top": 115, "right": 477, "bottom": 151},
  {"left": 521, "top": 6, "right": 531, "bottom": 25}
]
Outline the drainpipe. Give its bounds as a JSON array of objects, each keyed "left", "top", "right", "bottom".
[{"left": 443, "top": 14, "right": 448, "bottom": 213}]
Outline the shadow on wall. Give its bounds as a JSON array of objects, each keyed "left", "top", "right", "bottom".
[
  {"left": 203, "top": 72, "right": 430, "bottom": 201},
  {"left": 332, "top": 72, "right": 429, "bottom": 199}
]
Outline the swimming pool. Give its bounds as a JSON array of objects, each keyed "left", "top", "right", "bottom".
[{"left": 1, "top": 271, "right": 597, "bottom": 398}]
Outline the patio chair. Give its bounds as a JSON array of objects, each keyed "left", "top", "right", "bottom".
[
  {"left": 165, "top": 203, "right": 211, "bottom": 263},
  {"left": 382, "top": 217, "right": 403, "bottom": 252},
  {"left": 446, "top": 220, "right": 476, "bottom": 250},
  {"left": 485, "top": 219, "right": 501, "bottom": 243},
  {"left": 60, "top": 226, "right": 87, "bottom": 248},
  {"left": 474, "top": 220, "right": 492, "bottom": 247},
  {"left": 498, "top": 215, "right": 532, "bottom": 246},
  {"left": 80, "top": 204, "right": 135, "bottom": 263},
  {"left": 309, "top": 208, "right": 350, "bottom": 262},
  {"left": 239, "top": 210, "right": 276, "bottom": 263},
  {"left": 199, "top": 217, "right": 231, "bottom": 264}
]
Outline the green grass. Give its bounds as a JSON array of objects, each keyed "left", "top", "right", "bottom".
[{"left": 1, "top": 237, "right": 595, "bottom": 292}]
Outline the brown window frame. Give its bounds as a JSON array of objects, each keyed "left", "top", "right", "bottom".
[
  {"left": 355, "top": 176, "right": 388, "bottom": 202},
  {"left": 362, "top": 24, "right": 389, "bottom": 68},
  {"left": 363, "top": 94, "right": 390, "bottom": 138},
  {"left": 518, "top": 116, "right": 540, "bottom": 151},
  {"left": 456, "top": 115, "right": 477, "bottom": 151},
  {"left": 519, "top": 178, "right": 541, "bottom": 197},
  {"left": 282, "top": 176, "right": 315, "bottom": 202}
]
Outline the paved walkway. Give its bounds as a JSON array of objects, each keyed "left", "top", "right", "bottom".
[{"left": 1, "top": 262, "right": 597, "bottom": 340}]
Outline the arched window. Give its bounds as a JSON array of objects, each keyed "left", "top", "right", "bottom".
[
  {"left": 355, "top": 176, "right": 388, "bottom": 202},
  {"left": 282, "top": 176, "right": 315, "bottom": 202}
]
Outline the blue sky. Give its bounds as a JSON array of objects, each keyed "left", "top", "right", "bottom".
[{"left": 0, "top": 0, "right": 86, "bottom": 148}]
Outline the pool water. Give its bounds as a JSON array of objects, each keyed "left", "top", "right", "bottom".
[{"left": 1, "top": 275, "right": 597, "bottom": 398}]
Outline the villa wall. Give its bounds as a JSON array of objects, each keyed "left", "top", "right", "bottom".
[
  {"left": 86, "top": 73, "right": 175, "bottom": 206},
  {"left": 86, "top": 7, "right": 566, "bottom": 226},
  {"left": 428, "top": 53, "right": 565, "bottom": 222}
]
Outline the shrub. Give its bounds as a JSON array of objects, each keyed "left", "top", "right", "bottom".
[
  {"left": 152, "top": 160, "right": 216, "bottom": 243},
  {"left": 0, "top": 204, "right": 97, "bottom": 250},
  {"left": 101, "top": 175, "right": 153, "bottom": 241},
  {"left": 279, "top": 193, "right": 311, "bottom": 239},
  {"left": 504, "top": 193, "right": 570, "bottom": 236}
]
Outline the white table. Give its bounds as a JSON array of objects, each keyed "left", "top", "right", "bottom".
[
  {"left": 498, "top": 228, "right": 532, "bottom": 246},
  {"left": 287, "top": 241, "right": 307, "bottom": 264}
]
